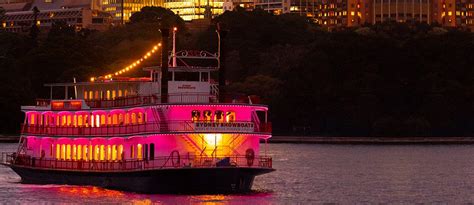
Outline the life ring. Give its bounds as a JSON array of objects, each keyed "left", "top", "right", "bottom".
[
  {"left": 171, "top": 150, "right": 180, "bottom": 167},
  {"left": 245, "top": 148, "right": 255, "bottom": 166}
]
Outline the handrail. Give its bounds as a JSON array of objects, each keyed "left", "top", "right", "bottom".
[
  {"left": 20, "top": 121, "right": 273, "bottom": 136},
  {"left": 34, "top": 93, "right": 256, "bottom": 109},
  {"left": 1, "top": 153, "right": 273, "bottom": 172}
]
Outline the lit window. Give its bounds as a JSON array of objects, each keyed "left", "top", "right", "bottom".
[
  {"left": 100, "top": 145, "right": 105, "bottom": 161},
  {"left": 192, "top": 110, "right": 201, "bottom": 121},
  {"left": 107, "top": 145, "right": 111, "bottom": 161},
  {"left": 77, "top": 145, "right": 82, "bottom": 160},
  {"left": 203, "top": 110, "right": 212, "bottom": 121},
  {"left": 226, "top": 111, "right": 235, "bottom": 122},
  {"left": 137, "top": 144, "right": 142, "bottom": 160},
  {"left": 118, "top": 145, "right": 123, "bottom": 160},
  {"left": 84, "top": 91, "right": 88, "bottom": 100},
  {"left": 61, "top": 144, "right": 66, "bottom": 160},
  {"left": 56, "top": 144, "right": 60, "bottom": 160},
  {"left": 72, "top": 145, "right": 76, "bottom": 160},
  {"left": 66, "top": 144, "right": 71, "bottom": 160},
  {"left": 214, "top": 110, "right": 224, "bottom": 122},
  {"left": 112, "top": 145, "right": 117, "bottom": 161},
  {"left": 94, "top": 145, "right": 99, "bottom": 160}
]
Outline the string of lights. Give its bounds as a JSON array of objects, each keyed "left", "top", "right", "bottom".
[{"left": 90, "top": 43, "right": 162, "bottom": 82}]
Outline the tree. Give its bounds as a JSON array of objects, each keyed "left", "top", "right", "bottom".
[{"left": 129, "top": 6, "right": 185, "bottom": 29}]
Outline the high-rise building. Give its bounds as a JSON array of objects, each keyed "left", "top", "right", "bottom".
[
  {"left": 245, "top": 0, "right": 474, "bottom": 30},
  {"left": 0, "top": 0, "right": 113, "bottom": 32}
]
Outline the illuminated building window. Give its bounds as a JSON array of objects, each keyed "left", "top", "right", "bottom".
[
  {"left": 203, "top": 110, "right": 212, "bottom": 121},
  {"left": 226, "top": 111, "right": 235, "bottom": 122},
  {"left": 448, "top": 11, "right": 452, "bottom": 16},
  {"left": 214, "top": 110, "right": 224, "bottom": 122},
  {"left": 192, "top": 110, "right": 201, "bottom": 121}
]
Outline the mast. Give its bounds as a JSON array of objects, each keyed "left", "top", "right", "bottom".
[{"left": 160, "top": 27, "right": 170, "bottom": 103}]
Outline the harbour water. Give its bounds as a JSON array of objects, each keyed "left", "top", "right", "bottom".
[{"left": 3, "top": 143, "right": 474, "bottom": 203}]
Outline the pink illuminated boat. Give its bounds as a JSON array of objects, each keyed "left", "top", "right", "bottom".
[{"left": 0, "top": 28, "right": 274, "bottom": 193}]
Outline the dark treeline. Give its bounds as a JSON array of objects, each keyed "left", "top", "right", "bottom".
[{"left": 0, "top": 7, "right": 473, "bottom": 136}]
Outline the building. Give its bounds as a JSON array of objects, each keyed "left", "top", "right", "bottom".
[
  {"left": 100, "top": 0, "right": 161, "bottom": 23},
  {"left": 0, "top": 0, "right": 113, "bottom": 32},
  {"left": 246, "top": 0, "right": 474, "bottom": 30}
]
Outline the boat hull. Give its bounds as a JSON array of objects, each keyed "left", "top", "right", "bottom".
[{"left": 8, "top": 165, "right": 274, "bottom": 194}]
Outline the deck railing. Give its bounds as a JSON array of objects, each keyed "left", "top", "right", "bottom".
[
  {"left": 20, "top": 121, "right": 272, "bottom": 136},
  {"left": 1, "top": 153, "right": 272, "bottom": 172},
  {"left": 35, "top": 93, "right": 258, "bottom": 109}
]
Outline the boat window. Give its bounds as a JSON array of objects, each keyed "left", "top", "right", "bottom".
[
  {"left": 124, "top": 90, "right": 128, "bottom": 97},
  {"left": 119, "top": 114, "right": 124, "bottom": 125},
  {"left": 118, "top": 90, "right": 122, "bottom": 97},
  {"left": 89, "top": 145, "right": 93, "bottom": 161},
  {"left": 67, "top": 115, "right": 72, "bottom": 126},
  {"left": 84, "top": 145, "right": 89, "bottom": 161},
  {"left": 72, "top": 145, "right": 76, "bottom": 160},
  {"left": 84, "top": 115, "right": 89, "bottom": 127},
  {"left": 192, "top": 110, "right": 200, "bottom": 121},
  {"left": 89, "top": 91, "right": 93, "bottom": 100},
  {"left": 56, "top": 144, "right": 60, "bottom": 160},
  {"left": 61, "top": 144, "right": 66, "bottom": 160},
  {"left": 100, "top": 145, "right": 105, "bottom": 161},
  {"left": 112, "top": 145, "right": 117, "bottom": 161},
  {"left": 91, "top": 115, "right": 95, "bottom": 127},
  {"left": 137, "top": 144, "right": 142, "bottom": 160},
  {"left": 131, "top": 113, "right": 137, "bottom": 124},
  {"left": 101, "top": 115, "right": 106, "bottom": 126},
  {"left": 149, "top": 143, "right": 155, "bottom": 160},
  {"left": 214, "top": 110, "right": 224, "bottom": 122},
  {"left": 118, "top": 145, "right": 123, "bottom": 160},
  {"left": 112, "top": 114, "right": 118, "bottom": 125},
  {"left": 138, "top": 112, "right": 143, "bottom": 124},
  {"left": 106, "top": 90, "right": 110, "bottom": 100},
  {"left": 125, "top": 113, "right": 129, "bottom": 125},
  {"left": 112, "top": 90, "right": 116, "bottom": 99},
  {"left": 107, "top": 145, "right": 111, "bottom": 161},
  {"left": 130, "top": 145, "right": 135, "bottom": 159},
  {"left": 94, "top": 91, "right": 99, "bottom": 99},
  {"left": 30, "top": 113, "right": 35, "bottom": 125},
  {"left": 94, "top": 145, "right": 99, "bottom": 161},
  {"left": 78, "top": 115, "right": 83, "bottom": 126},
  {"left": 226, "top": 111, "right": 236, "bottom": 122},
  {"left": 144, "top": 144, "right": 148, "bottom": 160},
  {"left": 203, "top": 110, "right": 212, "bottom": 121},
  {"left": 77, "top": 145, "right": 82, "bottom": 160},
  {"left": 50, "top": 144, "right": 53, "bottom": 157},
  {"left": 84, "top": 91, "right": 88, "bottom": 100}
]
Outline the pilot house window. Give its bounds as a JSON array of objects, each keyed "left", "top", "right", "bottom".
[{"left": 214, "top": 110, "right": 224, "bottom": 122}]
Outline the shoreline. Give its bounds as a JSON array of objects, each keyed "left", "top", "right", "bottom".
[{"left": 266, "top": 136, "right": 474, "bottom": 144}]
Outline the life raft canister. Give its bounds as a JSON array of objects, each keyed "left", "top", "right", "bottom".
[{"left": 245, "top": 148, "right": 255, "bottom": 166}]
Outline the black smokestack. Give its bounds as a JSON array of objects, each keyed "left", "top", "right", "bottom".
[
  {"left": 217, "top": 23, "right": 227, "bottom": 103},
  {"left": 160, "top": 27, "right": 170, "bottom": 103}
]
